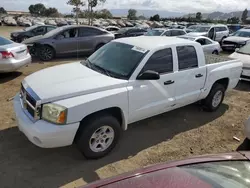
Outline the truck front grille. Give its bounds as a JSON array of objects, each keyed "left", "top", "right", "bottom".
[{"left": 20, "top": 83, "right": 41, "bottom": 121}]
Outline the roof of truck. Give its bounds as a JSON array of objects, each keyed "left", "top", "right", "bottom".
[{"left": 114, "top": 36, "right": 196, "bottom": 50}]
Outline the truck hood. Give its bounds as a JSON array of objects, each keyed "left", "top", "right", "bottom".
[
  {"left": 23, "top": 62, "right": 128, "bottom": 103},
  {"left": 22, "top": 35, "right": 45, "bottom": 44},
  {"left": 187, "top": 32, "right": 207, "bottom": 37},
  {"left": 223, "top": 36, "right": 250, "bottom": 43}
]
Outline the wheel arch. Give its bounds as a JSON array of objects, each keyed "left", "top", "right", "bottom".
[
  {"left": 212, "top": 78, "right": 229, "bottom": 90},
  {"left": 74, "top": 107, "right": 127, "bottom": 142}
]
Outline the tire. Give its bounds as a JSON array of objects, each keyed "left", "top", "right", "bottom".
[
  {"left": 38, "top": 45, "right": 55, "bottom": 61},
  {"left": 203, "top": 83, "right": 225, "bottom": 112},
  {"left": 75, "top": 114, "right": 121, "bottom": 159},
  {"left": 212, "top": 50, "right": 219, "bottom": 55},
  {"left": 28, "top": 46, "right": 37, "bottom": 57}
]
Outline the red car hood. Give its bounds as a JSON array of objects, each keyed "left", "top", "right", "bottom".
[{"left": 82, "top": 152, "right": 249, "bottom": 188}]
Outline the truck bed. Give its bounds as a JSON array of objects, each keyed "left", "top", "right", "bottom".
[{"left": 205, "top": 54, "right": 232, "bottom": 64}]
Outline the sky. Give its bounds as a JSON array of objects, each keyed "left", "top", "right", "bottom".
[{"left": 1, "top": 0, "right": 249, "bottom": 14}]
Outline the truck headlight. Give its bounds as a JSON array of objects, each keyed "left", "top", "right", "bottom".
[
  {"left": 42, "top": 103, "right": 67, "bottom": 124},
  {"left": 239, "top": 41, "right": 246, "bottom": 46}
]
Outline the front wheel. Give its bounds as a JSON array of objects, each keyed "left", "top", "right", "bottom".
[
  {"left": 38, "top": 45, "right": 55, "bottom": 61},
  {"left": 203, "top": 83, "right": 225, "bottom": 112},
  {"left": 75, "top": 114, "right": 121, "bottom": 159}
]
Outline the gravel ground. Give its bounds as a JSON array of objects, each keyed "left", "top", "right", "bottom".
[{"left": 0, "top": 26, "right": 250, "bottom": 188}]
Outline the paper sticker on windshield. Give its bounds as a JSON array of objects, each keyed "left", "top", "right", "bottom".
[{"left": 132, "top": 46, "right": 147, "bottom": 53}]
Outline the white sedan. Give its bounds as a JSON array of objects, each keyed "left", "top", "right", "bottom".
[
  {"left": 229, "top": 43, "right": 250, "bottom": 81},
  {"left": 0, "top": 36, "right": 31, "bottom": 72},
  {"left": 179, "top": 35, "right": 222, "bottom": 55}
]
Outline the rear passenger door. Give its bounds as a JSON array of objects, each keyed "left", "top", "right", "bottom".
[
  {"left": 128, "top": 48, "right": 177, "bottom": 123},
  {"left": 174, "top": 45, "right": 206, "bottom": 106},
  {"left": 78, "top": 27, "right": 105, "bottom": 53}
]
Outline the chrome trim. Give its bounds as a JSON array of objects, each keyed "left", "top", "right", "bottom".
[{"left": 20, "top": 83, "right": 41, "bottom": 121}]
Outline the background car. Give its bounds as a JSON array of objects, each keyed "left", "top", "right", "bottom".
[
  {"left": 23, "top": 25, "right": 115, "bottom": 61},
  {"left": 222, "top": 29, "right": 250, "bottom": 51},
  {"left": 145, "top": 28, "right": 187, "bottom": 36},
  {"left": 114, "top": 27, "right": 147, "bottom": 39},
  {"left": 186, "top": 25, "right": 198, "bottom": 33},
  {"left": 179, "top": 35, "right": 221, "bottom": 54},
  {"left": 104, "top": 26, "right": 120, "bottom": 33},
  {"left": 229, "top": 43, "right": 250, "bottom": 81},
  {"left": 0, "top": 36, "right": 31, "bottom": 72},
  {"left": 10, "top": 25, "right": 57, "bottom": 43},
  {"left": 82, "top": 152, "right": 250, "bottom": 188},
  {"left": 187, "top": 24, "right": 229, "bottom": 42}
]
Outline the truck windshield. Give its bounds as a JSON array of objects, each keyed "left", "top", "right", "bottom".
[
  {"left": 238, "top": 44, "right": 250, "bottom": 55},
  {"left": 82, "top": 42, "right": 148, "bottom": 80}
]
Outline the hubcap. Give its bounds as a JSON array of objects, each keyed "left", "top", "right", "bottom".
[
  {"left": 212, "top": 90, "right": 223, "bottom": 108},
  {"left": 89, "top": 126, "right": 114, "bottom": 153},
  {"left": 41, "top": 47, "right": 52, "bottom": 60}
]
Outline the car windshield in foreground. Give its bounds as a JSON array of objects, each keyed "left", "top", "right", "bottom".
[
  {"left": 238, "top": 44, "right": 250, "bottom": 55},
  {"left": 194, "top": 27, "right": 210, "bottom": 32},
  {"left": 145, "top": 29, "right": 165, "bottom": 36},
  {"left": 82, "top": 42, "right": 148, "bottom": 80},
  {"left": 24, "top": 25, "right": 38, "bottom": 31},
  {"left": 0, "top": 37, "right": 13, "bottom": 45},
  {"left": 232, "top": 31, "right": 250, "bottom": 37},
  {"left": 181, "top": 161, "right": 250, "bottom": 187}
]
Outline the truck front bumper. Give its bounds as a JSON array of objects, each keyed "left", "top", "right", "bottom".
[{"left": 13, "top": 94, "right": 80, "bottom": 148}]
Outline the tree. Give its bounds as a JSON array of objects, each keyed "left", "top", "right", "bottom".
[
  {"left": 44, "top": 8, "right": 59, "bottom": 17},
  {"left": 127, "top": 9, "right": 137, "bottom": 20},
  {"left": 150, "top": 14, "right": 160, "bottom": 21},
  {"left": 96, "top": 9, "right": 112, "bottom": 19},
  {"left": 227, "top": 17, "right": 240, "bottom": 24},
  {"left": 87, "top": 0, "right": 106, "bottom": 25},
  {"left": 28, "top": 3, "right": 46, "bottom": 16},
  {"left": 242, "top": 9, "right": 248, "bottom": 24},
  {"left": 67, "top": 0, "right": 85, "bottom": 24},
  {"left": 0, "top": 7, "right": 7, "bottom": 14},
  {"left": 196, "top": 12, "right": 202, "bottom": 21},
  {"left": 138, "top": 15, "right": 146, "bottom": 20}
]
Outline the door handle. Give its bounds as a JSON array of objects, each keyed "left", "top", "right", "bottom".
[
  {"left": 164, "top": 80, "right": 175, "bottom": 85},
  {"left": 195, "top": 74, "right": 203, "bottom": 78}
]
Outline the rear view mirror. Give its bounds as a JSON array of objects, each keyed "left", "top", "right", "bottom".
[{"left": 137, "top": 70, "right": 160, "bottom": 80}]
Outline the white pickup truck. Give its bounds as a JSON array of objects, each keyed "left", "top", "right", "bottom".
[{"left": 14, "top": 36, "right": 242, "bottom": 159}]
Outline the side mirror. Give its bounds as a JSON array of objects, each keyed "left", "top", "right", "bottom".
[
  {"left": 137, "top": 70, "right": 160, "bottom": 80},
  {"left": 235, "top": 48, "right": 240, "bottom": 52}
]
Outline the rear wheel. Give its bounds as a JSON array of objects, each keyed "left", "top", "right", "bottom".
[
  {"left": 75, "top": 114, "right": 121, "bottom": 159},
  {"left": 203, "top": 83, "right": 225, "bottom": 112},
  {"left": 38, "top": 45, "right": 55, "bottom": 61},
  {"left": 212, "top": 50, "right": 219, "bottom": 55}
]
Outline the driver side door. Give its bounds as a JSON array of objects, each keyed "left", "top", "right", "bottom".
[
  {"left": 128, "top": 48, "right": 177, "bottom": 123},
  {"left": 53, "top": 28, "right": 79, "bottom": 55}
]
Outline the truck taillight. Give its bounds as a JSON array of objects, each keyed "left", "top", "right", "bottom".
[{"left": 0, "top": 51, "right": 14, "bottom": 59}]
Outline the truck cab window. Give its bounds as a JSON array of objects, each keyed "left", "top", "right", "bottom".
[
  {"left": 141, "top": 48, "right": 173, "bottom": 74},
  {"left": 177, "top": 46, "right": 198, "bottom": 70}
]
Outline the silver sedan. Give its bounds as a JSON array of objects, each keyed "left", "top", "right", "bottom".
[
  {"left": 179, "top": 36, "right": 222, "bottom": 55},
  {"left": 0, "top": 37, "right": 31, "bottom": 72}
]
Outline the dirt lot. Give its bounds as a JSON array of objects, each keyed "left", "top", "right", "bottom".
[{"left": 1, "top": 26, "right": 250, "bottom": 188}]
